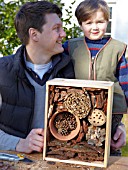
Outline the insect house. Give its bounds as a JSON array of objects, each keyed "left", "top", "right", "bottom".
[{"left": 43, "top": 78, "right": 114, "bottom": 168}]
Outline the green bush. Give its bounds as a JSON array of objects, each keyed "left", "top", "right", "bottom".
[{"left": 0, "top": 0, "right": 81, "bottom": 56}]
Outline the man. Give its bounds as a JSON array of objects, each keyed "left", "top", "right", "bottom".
[{"left": 0, "top": 1, "right": 74, "bottom": 153}]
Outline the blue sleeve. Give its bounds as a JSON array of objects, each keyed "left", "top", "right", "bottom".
[
  {"left": 62, "top": 40, "right": 69, "bottom": 55},
  {"left": 0, "top": 129, "right": 20, "bottom": 150},
  {"left": 116, "top": 54, "right": 128, "bottom": 106}
]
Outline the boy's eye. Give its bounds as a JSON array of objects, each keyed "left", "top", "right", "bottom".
[
  {"left": 86, "top": 22, "right": 91, "bottom": 25},
  {"left": 98, "top": 20, "right": 106, "bottom": 23},
  {"left": 84, "top": 21, "right": 92, "bottom": 25}
]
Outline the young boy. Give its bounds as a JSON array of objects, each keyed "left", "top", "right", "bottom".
[{"left": 63, "top": 0, "right": 128, "bottom": 156}]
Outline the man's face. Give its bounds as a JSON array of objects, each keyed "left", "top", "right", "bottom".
[
  {"left": 80, "top": 10, "right": 108, "bottom": 40},
  {"left": 38, "top": 13, "right": 66, "bottom": 57}
]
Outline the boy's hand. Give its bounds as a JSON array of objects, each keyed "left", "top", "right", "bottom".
[
  {"left": 111, "top": 124, "right": 126, "bottom": 150},
  {"left": 16, "top": 128, "right": 44, "bottom": 153}
]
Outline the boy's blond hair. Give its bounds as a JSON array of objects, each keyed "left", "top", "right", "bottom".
[{"left": 75, "top": 0, "right": 109, "bottom": 25}]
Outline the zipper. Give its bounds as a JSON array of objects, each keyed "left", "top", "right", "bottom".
[{"left": 91, "top": 56, "right": 95, "bottom": 80}]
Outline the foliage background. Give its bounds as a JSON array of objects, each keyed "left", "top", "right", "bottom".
[
  {"left": 0, "top": 0, "right": 81, "bottom": 56},
  {"left": 0, "top": 0, "right": 128, "bottom": 157}
]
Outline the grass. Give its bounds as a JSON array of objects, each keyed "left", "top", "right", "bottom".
[
  {"left": 122, "top": 142, "right": 128, "bottom": 156},
  {"left": 121, "top": 114, "right": 128, "bottom": 156}
]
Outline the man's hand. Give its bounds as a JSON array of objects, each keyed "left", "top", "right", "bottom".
[
  {"left": 16, "top": 128, "right": 44, "bottom": 153},
  {"left": 111, "top": 124, "right": 126, "bottom": 150}
]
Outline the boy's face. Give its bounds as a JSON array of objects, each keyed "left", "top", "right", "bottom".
[
  {"left": 37, "top": 13, "right": 66, "bottom": 57},
  {"left": 80, "top": 10, "right": 108, "bottom": 40}
]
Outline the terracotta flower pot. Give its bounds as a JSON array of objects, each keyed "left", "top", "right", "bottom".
[{"left": 49, "top": 111, "right": 80, "bottom": 141}]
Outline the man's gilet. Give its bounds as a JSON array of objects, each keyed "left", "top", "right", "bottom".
[
  {"left": 0, "top": 45, "right": 75, "bottom": 138},
  {"left": 68, "top": 37, "right": 127, "bottom": 114}
]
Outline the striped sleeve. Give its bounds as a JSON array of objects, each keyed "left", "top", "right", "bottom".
[{"left": 116, "top": 54, "right": 128, "bottom": 106}]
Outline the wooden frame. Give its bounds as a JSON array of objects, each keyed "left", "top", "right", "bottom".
[{"left": 43, "top": 78, "right": 114, "bottom": 168}]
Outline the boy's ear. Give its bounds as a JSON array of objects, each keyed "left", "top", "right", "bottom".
[
  {"left": 80, "top": 25, "right": 83, "bottom": 31},
  {"left": 28, "top": 28, "right": 39, "bottom": 42}
]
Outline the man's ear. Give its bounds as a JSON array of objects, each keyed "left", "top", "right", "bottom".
[{"left": 28, "top": 28, "right": 39, "bottom": 42}]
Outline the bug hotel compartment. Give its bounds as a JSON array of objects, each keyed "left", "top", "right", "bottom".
[{"left": 43, "top": 78, "right": 114, "bottom": 168}]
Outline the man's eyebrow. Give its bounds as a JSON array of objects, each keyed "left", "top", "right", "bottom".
[{"left": 53, "top": 23, "right": 63, "bottom": 27}]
